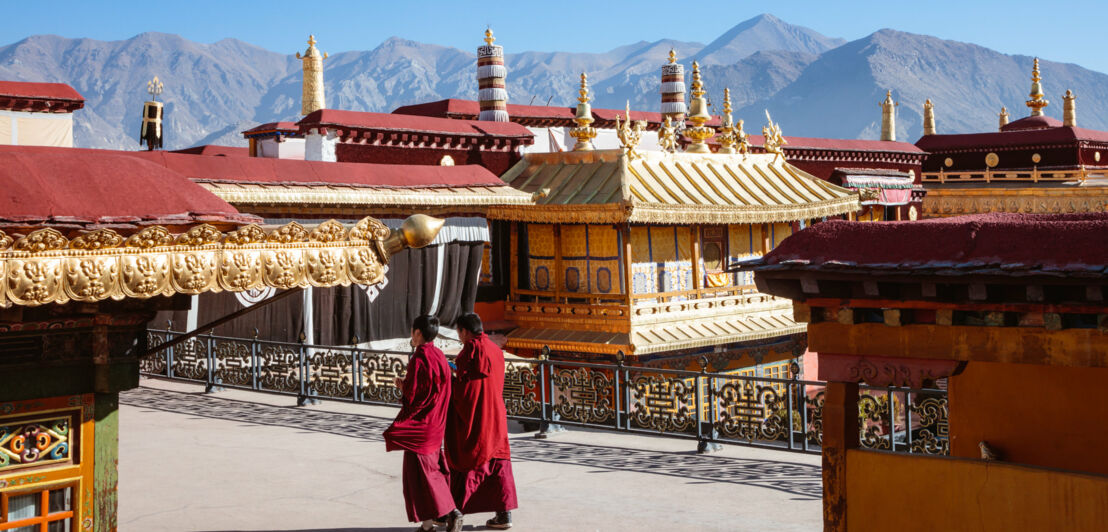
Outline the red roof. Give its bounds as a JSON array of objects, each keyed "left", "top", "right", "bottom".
[
  {"left": 393, "top": 99, "right": 576, "bottom": 121},
  {"left": 242, "top": 122, "right": 301, "bottom": 137},
  {"left": 392, "top": 98, "right": 720, "bottom": 128},
  {"left": 761, "top": 212, "right": 1108, "bottom": 274},
  {"left": 299, "top": 109, "right": 533, "bottom": 138},
  {"left": 171, "top": 145, "right": 249, "bottom": 157},
  {"left": 0, "top": 81, "right": 84, "bottom": 112},
  {"left": 0, "top": 146, "right": 255, "bottom": 229},
  {"left": 1002, "top": 115, "right": 1063, "bottom": 132},
  {"left": 916, "top": 125, "right": 1108, "bottom": 152},
  {"left": 126, "top": 150, "right": 509, "bottom": 188}
]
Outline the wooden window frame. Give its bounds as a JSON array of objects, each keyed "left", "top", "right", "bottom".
[{"left": 0, "top": 482, "right": 77, "bottom": 531}]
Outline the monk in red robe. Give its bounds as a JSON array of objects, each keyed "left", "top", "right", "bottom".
[
  {"left": 446, "top": 313, "right": 519, "bottom": 530},
  {"left": 384, "top": 315, "right": 463, "bottom": 532}
]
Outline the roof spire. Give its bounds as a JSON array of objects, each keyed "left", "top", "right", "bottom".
[
  {"left": 1026, "top": 58, "right": 1049, "bottom": 117},
  {"left": 999, "top": 106, "right": 1010, "bottom": 130},
  {"left": 922, "top": 98, "right": 936, "bottom": 136},
  {"left": 477, "top": 27, "right": 509, "bottom": 121},
  {"left": 140, "top": 76, "right": 165, "bottom": 151},
  {"left": 716, "top": 88, "right": 737, "bottom": 154},
  {"left": 1063, "top": 89, "right": 1076, "bottom": 127},
  {"left": 569, "top": 73, "right": 597, "bottom": 151},
  {"left": 660, "top": 49, "right": 687, "bottom": 125},
  {"left": 880, "top": 90, "right": 898, "bottom": 141},
  {"left": 296, "top": 35, "right": 328, "bottom": 115},
  {"left": 683, "top": 61, "right": 714, "bottom": 153}
]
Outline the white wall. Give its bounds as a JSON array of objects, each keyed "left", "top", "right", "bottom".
[
  {"left": 257, "top": 137, "right": 306, "bottom": 160},
  {"left": 0, "top": 110, "right": 74, "bottom": 147},
  {"left": 524, "top": 125, "right": 663, "bottom": 153}
]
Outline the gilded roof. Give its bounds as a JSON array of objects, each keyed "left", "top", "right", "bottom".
[
  {"left": 490, "top": 149, "right": 860, "bottom": 224},
  {"left": 504, "top": 309, "right": 803, "bottom": 356},
  {"left": 201, "top": 182, "right": 533, "bottom": 208}
]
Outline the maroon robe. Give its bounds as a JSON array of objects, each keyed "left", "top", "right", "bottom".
[
  {"left": 384, "top": 343, "right": 455, "bottom": 522},
  {"left": 446, "top": 333, "right": 518, "bottom": 514}
]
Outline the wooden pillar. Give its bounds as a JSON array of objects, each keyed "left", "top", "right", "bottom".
[
  {"left": 509, "top": 222, "right": 519, "bottom": 297},
  {"left": 895, "top": 206, "right": 903, "bottom": 221},
  {"left": 761, "top": 223, "right": 771, "bottom": 253},
  {"left": 553, "top": 224, "right": 564, "bottom": 296},
  {"left": 621, "top": 223, "right": 633, "bottom": 304},
  {"left": 691, "top": 225, "right": 702, "bottom": 290},
  {"left": 822, "top": 380, "right": 859, "bottom": 532}
]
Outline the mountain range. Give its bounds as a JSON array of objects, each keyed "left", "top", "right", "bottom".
[{"left": 2, "top": 14, "right": 1105, "bottom": 151}]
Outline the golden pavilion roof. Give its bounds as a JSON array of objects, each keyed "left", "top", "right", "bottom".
[{"left": 490, "top": 149, "right": 861, "bottom": 224}]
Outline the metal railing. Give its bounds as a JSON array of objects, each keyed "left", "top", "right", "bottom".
[{"left": 142, "top": 328, "right": 948, "bottom": 456}]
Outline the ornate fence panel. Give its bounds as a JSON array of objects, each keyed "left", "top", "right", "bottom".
[{"left": 141, "top": 329, "right": 948, "bottom": 456}]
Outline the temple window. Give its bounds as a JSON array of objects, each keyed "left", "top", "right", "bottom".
[{"left": 0, "top": 484, "right": 75, "bottom": 531}]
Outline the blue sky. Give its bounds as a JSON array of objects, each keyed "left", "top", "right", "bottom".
[{"left": 2, "top": 0, "right": 1104, "bottom": 73}]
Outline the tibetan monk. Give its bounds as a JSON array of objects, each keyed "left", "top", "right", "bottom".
[
  {"left": 384, "top": 315, "right": 463, "bottom": 532},
  {"left": 446, "top": 313, "right": 519, "bottom": 530}
]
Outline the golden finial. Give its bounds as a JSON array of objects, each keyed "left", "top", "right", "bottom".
[
  {"left": 668, "top": 49, "right": 677, "bottom": 64},
  {"left": 297, "top": 34, "right": 327, "bottom": 115},
  {"left": 683, "top": 61, "right": 714, "bottom": 153},
  {"left": 717, "top": 88, "right": 737, "bottom": 154},
  {"left": 880, "top": 90, "right": 898, "bottom": 141},
  {"left": 146, "top": 76, "right": 164, "bottom": 101},
  {"left": 1063, "top": 89, "right": 1076, "bottom": 127},
  {"left": 484, "top": 28, "right": 495, "bottom": 46},
  {"left": 922, "top": 98, "right": 936, "bottom": 136},
  {"left": 735, "top": 119, "right": 749, "bottom": 157},
  {"left": 569, "top": 72, "right": 597, "bottom": 151},
  {"left": 615, "top": 101, "right": 645, "bottom": 159},
  {"left": 762, "top": 110, "right": 788, "bottom": 162},
  {"left": 690, "top": 61, "right": 705, "bottom": 98},
  {"left": 999, "top": 106, "right": 1009, "bottom": 130},
  {"left": 1026, "top": 58, "right": 1048, "bottom": 116}
]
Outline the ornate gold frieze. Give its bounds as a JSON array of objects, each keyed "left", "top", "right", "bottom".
[
  {"left": 922, "top": 188, "right": 1108, "bottom": 217},
  {"left": 0, "top": 216, "right": 438, "bottom": 308}
]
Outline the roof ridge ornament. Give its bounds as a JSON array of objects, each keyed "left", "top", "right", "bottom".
[
  {"left": 296, "top": 35, "right": 328, "bottom": 116},
  {"left": 999, "top": 106, "right": 1010, "bottom": 130},
  {"left": 1026, "top": 58, "right": 1048, "bottom": 117},
  {"left": 762, "top": 110, "right": 787, "bottom": 162},
  {"left": 569, "top": 72, "right": 597, "bottom": 151},
  {"left": 1063, "top": 89, "right": 1076, "bottom": 127},
  {"left": 615, "top": 101, "right": 645, "bottom": 159},
  {"left": 657, "top": 116, "right": 678, "bottom": 153},
  {"left": 683, "top": 61, "right": 714, "bottom": 153},
  {"left": 716, "top": 88, "right": 737, "bottom": 154},
  {"left": 922, "top": 98, "right": 936, "bottom": 136},
  {"left": 879, "top": 90, "right": 898, "bottom": 141}
]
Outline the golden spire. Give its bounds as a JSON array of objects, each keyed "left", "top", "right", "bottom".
[
  {"left": 569, "top": 72, "right": 597, "bottom": 151},
  {"left": 999, "top": 106, "right": 1010, "bottom": 130},
  {"left": 922, "top": 98, "right": 936, "bottom": 136},
  {"left": 683, "top": 61, "right": 714, "bottom": 153},
  {"left": 1026, "top": 58, "right": 1048, "bottom": 117},
  {"left": 484, "top": 28, "right": 495, "bottom": 46},
  {"left": 668, "top": 48, "right": 677, "bottom": 64},
  {"left": 1063, "top": 89, "right": 1076, "bottom": 127},
  {"left": 880, "top": 90, "right": 898, "bottom": 141},
  {"left": 296, "top": 35, "right": 328, "bottom": 115},
  {"left": 716, "top": 88, "right": 737, "bottom": 154}
]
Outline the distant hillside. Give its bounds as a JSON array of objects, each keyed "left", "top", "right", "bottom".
[{"left": 1, "top": 15, "right": 1105, "bottom": 150}]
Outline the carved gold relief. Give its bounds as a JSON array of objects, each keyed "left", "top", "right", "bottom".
[
  {"left": 223, "top": 224, "right": 266, "bottom": 245},
  {"left": 268, "top": 222, "right": 308, "bottom": 243},
  {"left": 71, "top": 229, "right": 124, "bottom": 250},
  {"left": 126, "top": 226, "right": 173, "bottom": 249},
  {"left": 309, "top": 220, "right": 347, "bottom": 243},
  {"left": 0, "top": 215, "right": 438, "bottom": 308},
  {"left": 175, "top": 224, "right": 223, "bottom": 246},
  {"left": 15, "top": 228, "right": 68, "bottom": 253}
]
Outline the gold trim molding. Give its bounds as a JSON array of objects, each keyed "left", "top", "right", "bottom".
[
  {"left": 922, "top": 188, "right": 1108, "bottom": 217},
  {"left": 0, "top": 216, "right": 434, "bottom": 308}
]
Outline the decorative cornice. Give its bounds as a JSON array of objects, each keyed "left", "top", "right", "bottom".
[{"left": 0, "top": 216, "right": 436, "bottom": 308}]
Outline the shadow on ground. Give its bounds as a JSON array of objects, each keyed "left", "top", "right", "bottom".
[{"left": 122, "top": 387, "right": 822, "bottom": 500}]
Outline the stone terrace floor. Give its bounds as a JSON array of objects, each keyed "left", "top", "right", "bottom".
[{"left": 119, "top": 379, "right": 822, "bottom": 531}]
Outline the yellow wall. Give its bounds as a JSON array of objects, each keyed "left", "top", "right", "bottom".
[
  {"left": 949, "top": 361, "right": 1108, "bottom": 476},
  {"left": 846, "top": 450, "right": 1108, "bottom": 531}
]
